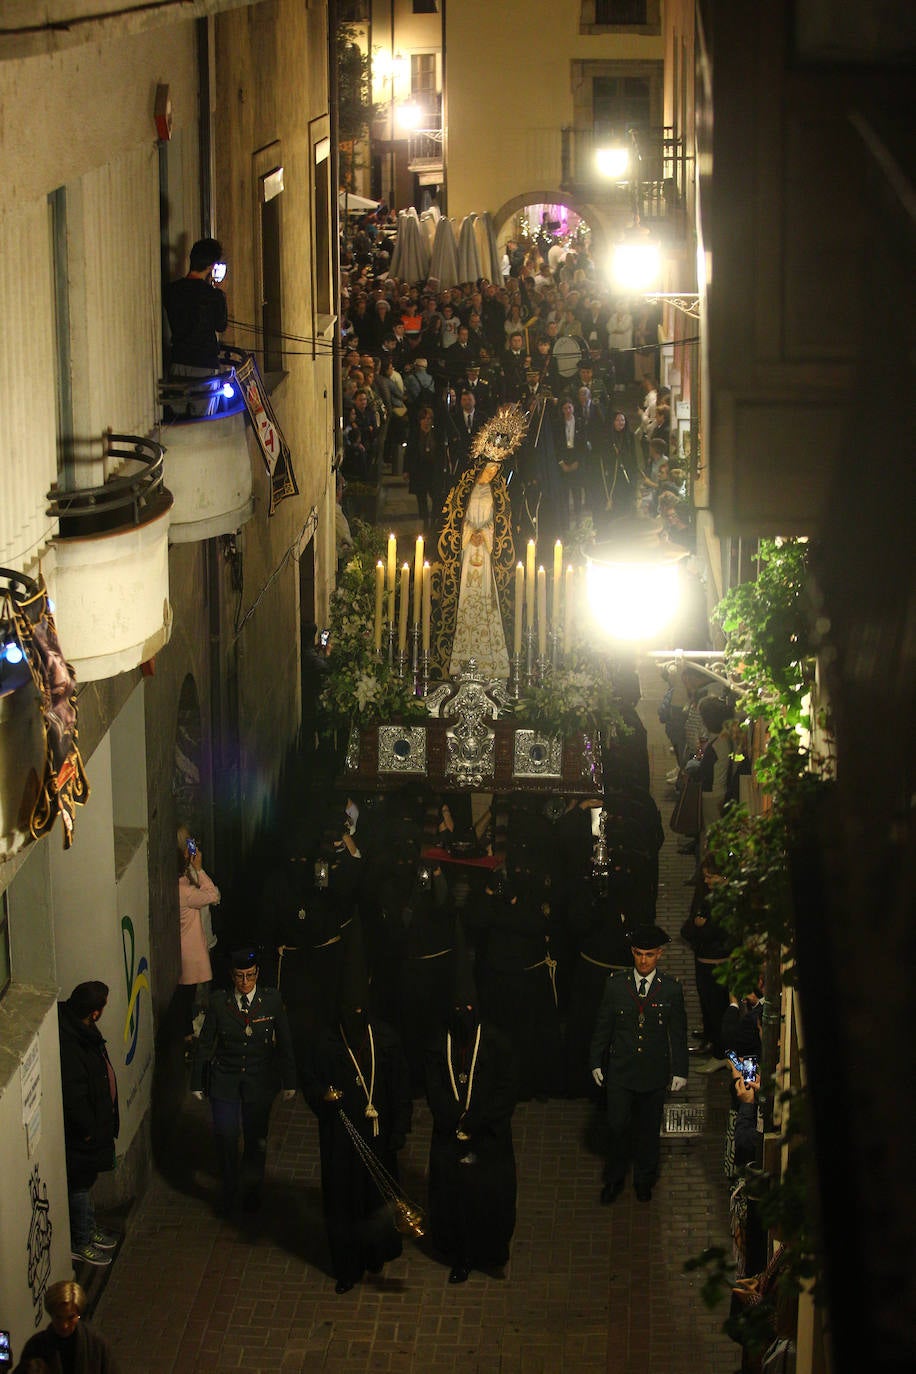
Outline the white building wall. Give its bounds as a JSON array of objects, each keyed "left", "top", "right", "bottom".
[
  {"left": 0, "top": 992, "right": 71, "bottom": 1358},
  {"left": 0, "top": 201, "right": 60, "bottom": 567}
]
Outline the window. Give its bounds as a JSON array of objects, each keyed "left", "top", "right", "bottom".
[
  {"left": 48, "top": 186, "right": 74, "bottom": 483},
  {"left": 257, "top": 161, "right": 285, "bottom": 375},
  {"left": 596, "top": 0, "right": 646, "bottom": 21},
  {"left": 0, "top": 891, "right": 10, "bottom": 1001},
  {"left": 592, "top": 75, "right": 651, "bottom": 133},
  {"left": 579, "top": 1, "right": 659, "bottom": 33},
  {"left": 412, "top": 1, "right": 439, "bottom": 13},
  {"left": 310, "top": 119, "right": 334, "bottom": 341}
]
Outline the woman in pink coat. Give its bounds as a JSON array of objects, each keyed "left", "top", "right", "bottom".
[{"left": 177, "top": 824, "right": 220, "bottom": 1041}]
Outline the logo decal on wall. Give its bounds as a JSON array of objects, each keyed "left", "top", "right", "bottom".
[
  {"left": 27, "top": 1165, "right": 53, "bottom": 1326},
  {"left": 121, "top": 915, "right": 150, "bottom": 1066}
]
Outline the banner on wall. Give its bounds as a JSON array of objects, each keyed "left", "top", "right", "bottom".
[{"left": 234, "top": 352, "right": 299, "bottom": 514}]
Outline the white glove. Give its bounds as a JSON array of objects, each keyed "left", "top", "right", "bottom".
[
  {"left": 670, "top": 1076, "right": 687, "bottom": 1092},
  {"left": 282, "top": 1089, "right": 297, "bottom": 1101},
  {"left": 191, "top": 1090, "right": 205, "bottom": 1101},
  {"left": 592, "top": 1067, "right": 604, "bottom": 1087}
]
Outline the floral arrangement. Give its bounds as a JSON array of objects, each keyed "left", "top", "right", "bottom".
[
  {"left": 512, "top": 645, "right": 628, "bottom": 742},
  {"left": 319, "top": 520, "right": 428, "bottom": 729}
]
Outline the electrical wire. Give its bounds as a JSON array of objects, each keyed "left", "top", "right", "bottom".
[{"left": 233, "top": 507, "right": 319, "bottom": 640}]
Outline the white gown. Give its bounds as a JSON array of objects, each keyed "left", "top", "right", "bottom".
[{"left": 448, "top": 481, "right": 510, "bottom": 680}]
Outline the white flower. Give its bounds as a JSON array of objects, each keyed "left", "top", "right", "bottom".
[{"left": 354, "top": 673, "right": 381, "bottom": 711}]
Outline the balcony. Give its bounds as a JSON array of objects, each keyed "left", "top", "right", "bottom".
[
  {"left": 46, "top": 435, "right": 173, "bottom": 682},
  {"left": 158, "top": 367, "right": 254, "bottom": 545},
  {"left": 560, "top": 126, "right": 691, "bottom": 237}
]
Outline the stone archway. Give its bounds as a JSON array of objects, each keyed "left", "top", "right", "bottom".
[{"left": 491, "top": 189, "right": 615, "bottom": 258}]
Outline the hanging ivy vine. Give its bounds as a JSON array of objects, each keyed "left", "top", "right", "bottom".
[{"left": 685, "top": 537, "right": 831, "bottom": 1348}]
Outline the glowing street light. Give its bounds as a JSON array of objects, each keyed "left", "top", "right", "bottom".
[
  {"left": 610, "top": 241, "right": 662, "bottom": 292},
  {"left": 584, "top": 519, "right": 688, "bottom": 644},
  {"left": 595, "top": 145, "right": 629, "bottom": 179},
  {"left": 395, "top": 101, "right": 423, "bottom": 133}
]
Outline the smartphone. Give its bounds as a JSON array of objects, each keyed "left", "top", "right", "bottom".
[
  {"left": 211, "top": 262, "right": 227, "bottom": 284},
  {"left": 726, "top": 1050, "right": 758, "bottom": 1084},
  {"left": 319, "top": 629, "right": 330, "bottom": 647},
  {"left": 186, "top": 837, "right": 197, "bottom": 858},
  {"left": 0, "top": 1330, "right": 11, "bottom": 1369}
]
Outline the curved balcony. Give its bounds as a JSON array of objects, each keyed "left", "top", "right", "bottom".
[
  {"left": 46, "top": 435, "right": 173, "bottom": 682},
  {"left": 158, "top": 369, "right": 254, "bottom": 544}
]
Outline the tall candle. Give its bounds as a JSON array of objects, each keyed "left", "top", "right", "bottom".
[
  {"left": 565, "top": 563, "right": 575, "bottom": 653},
  {"left": 537, "top": 566, "right": 547, "bottom": 657},
  {"left": 421, "top": 561, "right": 431, "bottom": 651},
  {"left": 514, "top": 562, "right": 524, "bottom": 655},
  {"left": 526, "top": 540, "right": 536, "bottom": 626},
  {"left": 398, "top": 563, "right": 410, "bottom": 652},
  {"left": 374, "top": 560, "right": 385, "bottom": 651},
  {"left": 553, "top": 539, "right": 563, "bottom": 622},
  {"left": 413, "top": 534, "right": 424, "bottom": 624},
  {"left": 386, "top": 532, "right": 397, "bottom": 623}
]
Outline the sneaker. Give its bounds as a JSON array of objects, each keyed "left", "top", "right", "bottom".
[
  {"left": 91, "top": 1226, "right": 120, "bottom": 1249},
  {"left": 71, "top": 1242, "right": 112, "bottom": 1267}
]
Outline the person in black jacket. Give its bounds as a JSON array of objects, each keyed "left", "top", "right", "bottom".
[
  {"left": 300, "top": 921, "right": 412, "bottom": 1294},
  {"left": 164, "top": 237, "right": 228, "bottom": 370},
  {"left": 190, "top": 947, "right": 297, "bottom": 1215},
  {"left": 13, "top": 1279, "right": 121, "bottom": 1374},
  {"left": 57, "top": 982, "right": 120, "bottom": 1267}
]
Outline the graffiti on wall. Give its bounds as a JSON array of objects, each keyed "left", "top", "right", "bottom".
[
  {"left": 26, "top": 1164, "right": 53, "bottom": 1326},
  {"left": 121, "top": 914, "right": 150, "bottom": 1066}
]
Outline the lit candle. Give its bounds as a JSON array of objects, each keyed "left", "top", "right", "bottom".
[
  {"left": 537, "top": 565, "right": 547, "bottom": 657},
  {"left": 398, "top": 563, "right": 410, "bottom": 653},
  {"left": 422, "top": 561, "right": 431, "bottom": 651},
  {"left": 565, "top": 563, "right": 575, "bottom": 653},
  {"left": 374, "top": 560, "right": 385, "bottom": 651},
  {"left": 526, "top": 539, "right": 536, "bottom": 627},
  {"left": 553, "top": 539, "right": 563, "bottom": 622},
  {"left": 413, "top": 534, "right": 424, "bottom": 624},
  {"left": 514, "top": 562, "right": 524, "bottom": 655},
  {"left": 386, "top": 532, "right": 397, "bottom": 623}
]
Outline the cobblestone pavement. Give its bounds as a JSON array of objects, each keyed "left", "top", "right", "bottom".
[{"left": 95, "top": 483, "right": 737, "bottom": 1372}]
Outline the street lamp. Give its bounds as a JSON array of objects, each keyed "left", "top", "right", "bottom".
[
  {"left": 595, "top": 145, "right": 629, "bottom": 180},
  {"left": 395, "top": 100, "right": 423, "bottom": 133},
  {"left": 583, "top": 519, "right": 688, "bottom": 644}
]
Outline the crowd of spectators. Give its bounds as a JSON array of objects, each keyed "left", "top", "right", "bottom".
[{"left": 337, "top": 217, "right": 692, "bottom": 546}]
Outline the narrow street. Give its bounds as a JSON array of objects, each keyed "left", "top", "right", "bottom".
[{"left": 94, "top": 548, "right": 738, "bottom": 1372}]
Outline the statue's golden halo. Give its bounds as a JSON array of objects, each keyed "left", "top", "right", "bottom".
[{"left": 470, "top": 404, "right": 529, "bottom": 464}]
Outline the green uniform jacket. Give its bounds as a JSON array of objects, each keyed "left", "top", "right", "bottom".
[
  {"left": 190, "top": 985, "right": 297, "bottom": 1102},
  {"left": 589, "top": 969, "right": 689, "bottom": 1093}
]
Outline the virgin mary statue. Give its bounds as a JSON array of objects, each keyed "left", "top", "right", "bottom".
[{"left": 431, "top": 407, "right": 528, "bottom": 681}]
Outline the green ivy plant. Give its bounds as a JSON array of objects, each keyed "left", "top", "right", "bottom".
[{"left": 684, "top": 537, "right": 830, "bottom": 1344}]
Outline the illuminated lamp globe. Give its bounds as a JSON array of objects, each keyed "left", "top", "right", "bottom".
[
  {"left": 611, "top": 241, "right": 661, "bottom": 292},
  {"left": 585, "top": 518, "right": 687, "bottom": 644},
  {"left": 595, "top": 146, "right": 629, "bottom": 180}
]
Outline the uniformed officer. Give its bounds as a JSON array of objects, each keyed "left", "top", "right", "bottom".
[
  {"left": 589, "top": 923, "right": 688, "bottom": 1203},
  {"left": 191, "top": 947, "right": 297, "bottom": 1214}
]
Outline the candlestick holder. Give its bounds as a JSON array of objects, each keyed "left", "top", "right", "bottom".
[
  {"left": 536, "top": 653, "right": 550, "bottom": 684},
  {"left": 417, "top": 649, "right": 430, "bottom": 697},
  {"left": 396, "top": 646, "right": 408, "bottom": 679},
  {"left": 384, "top": 622, "right": 396, "bottom": 668},
  {"left": 549, "top": 627, "right": 563, "bottom": 671},
  {"left": 524, "top": 626, "right": 537, "bottom": 688},
  {"left": 410, "top": 623, "right": 421, "bottom": 680},
  {"left": 508, "top": 651, "right": 523, "bottom": 700}
]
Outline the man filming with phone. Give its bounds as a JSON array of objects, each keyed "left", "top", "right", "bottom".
[{"left": 164, "top": 236, "right": 229, "bottom": 413}]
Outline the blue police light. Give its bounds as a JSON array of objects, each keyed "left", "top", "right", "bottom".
[{"left": 221, "top": 383, "right": 235, "bottom": 399}]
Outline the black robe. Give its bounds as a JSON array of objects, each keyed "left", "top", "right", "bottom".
[
  {"left": 301, "top": 1021, "right": 412, "bottom": 1286},
  {"left": 425, "top": 1023, "right": 517, "bottom": 1270}
]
